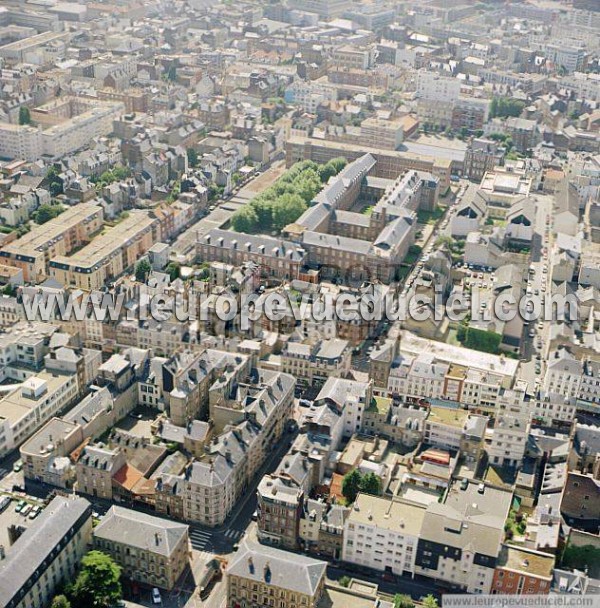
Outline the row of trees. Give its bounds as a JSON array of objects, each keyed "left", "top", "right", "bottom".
[
  {"left": 341, "top": 469, "right": 382, "bottom": 504},
  {"left": 456, "top": 325, "right": 502, "bottom": 354},
  {"left": 230, "top": 158, "right": 347, "bottom": 234},
  {"left": 51, "top": 551, "right": 122, "bottom": 608},
  {"left": 489, "top": 97, "right": 526, "bottom": 119}
]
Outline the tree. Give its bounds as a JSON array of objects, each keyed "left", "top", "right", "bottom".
[
  {"left": 231, "top": 205, "right": 259, "bottom": 233},
  {"left": 166, "top": 262, "right": 180, "bottom": 282},
  {"left": 561, "top": 544, "right": 600, "bottom": 576},
  {"left": 51, "top": 596, "right": 72, "bottom": 608},
  {"left": 393, "top": 594, "right": 415, "bottom": 608},
  {"left": 166, "top": 66, "right": 177, "bottom": 82},
  {"left": 339, "top": 576, "right": 351, "bottom": 588},
  {"left": 434, "top": 235, "right": 454, "bottom": 249},
  {"left": 19, "top": 106, "right": 31, "bottom": 125},
  {"left": 342, "top": 469, "right": 362, "bottom": 504},
  {"left": 68, "top": 551, "right": 122, "bottom": 608},
  {"left": 135, "top": 259, "right": 151, "bottom": 283},
  {"left": 187, "top": 147, "right": 199, "bottom": 168},
  {"left": 46, "top": 166, "right": 63, "bottom": 196},
  {"left": 421, "top": 595, "right": 439, "bottom": 608},
  {"left": 271, "top": 193, "right": 307, "bottom": 231},
  {"left": 318, "top": 157, "right": 347, "bottom": 182},
  {"left": 34, "top": 203, "right": 64, "bottom": 225},
  {"left": 360, "top": 472, "right": 382, "bottom": 496}
]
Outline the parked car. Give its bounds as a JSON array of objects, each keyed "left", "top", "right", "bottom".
[
  {"left": 13, "top": 460, "right": 23, "bottom": 473},
  {"left": 21, "top": 504, "right": 32, "bottom": 517},
  {"left": 15, "top": 500, "right": 26, "bottom": 513},
  {"left": 151, "top": 588, "right": 162, "bottom": 605},
  {"left": 0, "top": 496, "right": 11, "bottom": 513},
  {"left": 29, "top": 505, "right": 42, "bottom": 519}
]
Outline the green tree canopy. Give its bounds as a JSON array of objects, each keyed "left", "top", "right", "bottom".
[
  {"left": 135, "top": 259, "right": 151, "bottom": 283},
  {"left": 68, "top": 551, "right": 122, "bottom": 608},
  {"left": 51, "top": 595, "right": 72, "bottom": 608},
  {"left": 19, "top": 106, "right": 31, "bottom": 125},
  {"left": 393, "top": 594, "right": 415, "bottom": 608},
  {"left": 360, "top": 472, "right": 382, "bottom": 496},
  {"left": 421, "top": 595, "right": 439, "bottom": 608},
  {"left": 34, "top": 203, "right": 64, "bottom": 225},
  {"left": 342, "top": 470, "right": 382, "bottom": 503},
  {"left": 230, "top": 158, "right": 347, "bottom": 234},
  {"left": 46, "top": 166, "right": 63, "bottom": 196},
  {"left": 342, "top": 469, "right": 362, "bottom": 504},
  {"left": 187, "top": 147, "right": 199, "bottom": 168}
]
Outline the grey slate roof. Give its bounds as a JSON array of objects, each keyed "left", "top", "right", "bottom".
[
  {"left": 94, "top": 505, "right": 188, "bottom": 557},
  {"left": 0, "top": 496, "right": 91, "bottom": 608},
  {"left": 227, "top": 542, "right": 326, "bottom": 596}
]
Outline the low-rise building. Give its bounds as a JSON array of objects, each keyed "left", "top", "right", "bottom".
[
  {"left": 94, "top": 506, "right": 190, "bottom": 590},
  {"left": 491, "top": 546, "right": 554, "bottom": 595},
  {"left": 226, "top": 542, "right": 327, "bottom": 608}
]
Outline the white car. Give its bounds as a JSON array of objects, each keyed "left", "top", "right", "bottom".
[{"left": 152, "top": 588, "right": 162, "bottom": 605}]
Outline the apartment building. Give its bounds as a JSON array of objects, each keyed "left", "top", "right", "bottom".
[
  {"left": 424, "top": 407, "right": 487, "bottom": 459},
  {"left": 360, "top": 117, "right": 405, "bottom": 150},
  {"left": 0, "top": 496, "right": 92, "bottom": 608},
  {"left": 0, "top": 203, "right": 104, "bottom": 282},
  {"left": 76, "top": 444, "right": 126, "bottom": 499},
  {"left": 415, "top": 481, "right": 513, "bottom": 594},
  {"left": 198, "top": 230, "right": 306, "bottom": 281},
  {"left": 49, "top": 211, "right": 158, "bottom": 290},
  {"left": 314, "top": 377, "right": 373, "bottom": 439},
  {"left": 464, "top": 139, "right": 506, "bottom": 183},
  {"left": 385, "top": 332, "right": 517, "bottom": 409},
  {"left": 332, "top": 45, "right": 377, "bottom": 70},
  {"left": 544, "top": 349, "right": 600, "bottom": 404},
  {"left": 491, "top": 546, "right": 554, "bottom": 595},
  {"left": 0, "top": 122, "right": 43, "bottom": 161},
  {"left": 0, "top": 371, "right": 79, "bottom": 456},
  {"left": 226, "top": 543, "right": 327, "bottom": 608},
  {"left": 285, "top": 137, "right": 453, "bottom": 190},
  {"left": 281, "top": 339, "right": 351, "bottom": 387},
  {"left": 342, "top": 493, "right": 425, "bottom": 576},
  {"left": 257, "top": 451, "right": 311, "bottom": 550},
  {"left": 416, "top": 71, "right": 461, "bottom": 102},
  {"left": 488, "top": 412, "right": 530, "bottom": 468},
  {"left": 178, "top": 371, "right": 295, "bottom": 526},
  {"left": 20, "top": 417, "right": 84, "bottom": 487},
  {"left": 0, "top": 321, "right": 59, "bottom": 377},
  {"left": 94, "top": 506, "right": 190, "bottom": 590}
]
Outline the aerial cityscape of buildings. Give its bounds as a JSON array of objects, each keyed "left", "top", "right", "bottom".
[{"left": 0, "top": 1, "right": 598, "bottom": 607}]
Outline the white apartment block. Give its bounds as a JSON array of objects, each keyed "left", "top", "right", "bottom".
[
  {"left": 544, "top": 349, "right": 600, "bottom": 404},
  {"left": 416, "top": 71, "right": 461, "bottom": 102},
  {"left": 0, "top": 101, "right": 123, "bottom": 161},
  {"left": 343, "top": 493, "right": 425, "bottom": 576},
  {"left": 488, "top": 412, "right": 529, "bottom": 468},
  {"left": 0, "top": 123, "right": 43, "bottom": 161},
  {"left": 0, "top": 370, "right": 79, "bottom": 456}
]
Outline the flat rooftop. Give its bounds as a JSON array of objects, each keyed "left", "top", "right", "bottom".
[
  {"left": 427, "top": 406, "right": 468, "bottom": 427},
  {"left": 0, "top": 371, "right": 73, "bottom": 426},
  {"left": 348, "top": 493, "right": 426, "bottom": 536},
  {"left": 51, "top": 211, "right": 154, "bottom": 270},
  {"left": 399, "top": 330, "right": 519, "bottom": 377},
  {"left": 1, "top": 203, "right": 102, "bottom": 257}
]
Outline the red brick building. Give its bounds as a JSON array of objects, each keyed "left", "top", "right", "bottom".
[{"left": 491, "top": 545, "right": 555, "bottom": 595}]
